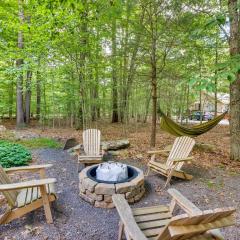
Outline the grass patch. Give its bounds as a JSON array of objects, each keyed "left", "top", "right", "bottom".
[
  {"left": 202, "top": 179, "right": 225, "bottom": 190},
  {"left": 206, "top": 180, "right": 215, "bottom": 189},
  {"left": 15, "top": 138, "right": 62, "bottom": 149}
]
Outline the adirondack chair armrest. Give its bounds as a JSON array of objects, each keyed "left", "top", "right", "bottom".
[
  {"left": 167, "top": 188, "right": 202, "bottom": 215},
  {"left": 172, "top": 157, "right": 193, "bottom": 163},
  {"left": 0, "top": 178, "right": 57, "bottom": 191},
  {"left": 4, "top": 164, "right": 53, "bottom": 174},
  {"left": 147, "top": 150, "right": 170, "bottom": 154},
  {"left": 112, "top": 194, "right": 148, "bottom": 240}
]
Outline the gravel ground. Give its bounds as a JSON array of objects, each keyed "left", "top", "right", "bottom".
[{"left": 0, "top": 149, "right": 239, "bottom": 240}]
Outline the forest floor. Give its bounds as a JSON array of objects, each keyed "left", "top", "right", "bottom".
[{"left": 0, "top": 122, "right": 240, "bottom": 239}]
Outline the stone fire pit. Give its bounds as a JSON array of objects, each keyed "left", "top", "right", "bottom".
[{"left": 79, "top": 163, "right": 145, "bottom": 208}]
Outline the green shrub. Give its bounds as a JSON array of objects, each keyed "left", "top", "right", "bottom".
[{"left": 0, "top": 140, "right": 32, "bottom": 168}]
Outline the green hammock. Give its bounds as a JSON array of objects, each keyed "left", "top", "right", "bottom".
[{"left": 160, "top": 110, "right": 227, "bottom": 137}]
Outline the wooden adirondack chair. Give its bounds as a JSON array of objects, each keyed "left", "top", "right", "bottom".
[
  {"left": 77, "top": 129, "right": 103, "bottom": 170},
  {"left": 147, "top": 136, "right": 195, "bottom": 188},
  {"left": 0, "top": 164, "right": 57, "bottom": 224},
  {"left": 112, "top": 188, "right": 236, "bottom": 240}
]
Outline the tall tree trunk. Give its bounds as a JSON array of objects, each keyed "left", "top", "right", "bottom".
[
  {"left": 199, "top": 58, "right": 203, "bottom": 123},
  {"left": 186, "top": 84, "right": 190, "bottom": 123},
  {"left": 111, "top": 18, "right": 118, "bottom": 123},
  {"left": 228, "top": 0, "right": 240, "bottom": 160},
  {"left": 143, "top": 93, "right": 151, "bottom": 123},
  {"left": 16, "top": 0, "right": 25, "bottom": 128},
  {"left": 150, "top": 37, "right": 157, "bottom": 147},
  {"left": 36, "top": 70, "right": 41, "bottom": 120},
  {"left": 77, "top": 5, "right": 89, "bottom": 129},
  {"left": 120, "top": 0, "right": 130, "bottom": 123},
  {"left": 214, "top": 32, "right": 219, "bottom": 117},
  {"left": 25, "top": 70, "right": 32, "bottom": 124},
  {"left": 8, "top": 79, "right": 14, "bottom": 119}
]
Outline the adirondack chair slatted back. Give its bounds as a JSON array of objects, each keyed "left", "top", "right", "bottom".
[
  {"left": 156, "top": 207, "right": 235, "bottom": 240},
  {"left": 0, "top": 165, "right": 18, "bottom": 208},
  {"left": 83, "top": 129, "right": 101, "bottom": 156},
  {"left": 167, "top": 136, "right": 195, "bottom": 170}
]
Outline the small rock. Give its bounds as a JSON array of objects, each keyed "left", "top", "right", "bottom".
[
  {"left": 95, "top": 201, "right": 115, "bottom": 208},
  {"left": 95, "top": 183, "right": 115, "bottom": 195},
  {"left": 194, "top": 143, "right": 216, "bottom": 152}
]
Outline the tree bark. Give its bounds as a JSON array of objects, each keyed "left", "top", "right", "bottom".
[
  {"left": 150, "top": 36, "right": 157, "bottom": 147},
  {"left": 77, "top": 6, "right": 88, "bottom": 129},
  {"left": 36, "top": 70, "right": 41, "bottom": 120},
  {"left": 111, "top": 18, "right": 119, "bottom": 123},
  {"left": 228, "top": 0, "right": 240, "bottom": 160},
  {"left": 8, "top": 78, "right": 14, "bottom": 120},
  {"left": 25, "top": 70, "right": 32, "bottom": 124},
  {"left": 214, "top": 32, "right": 219, "bottom": 117},
  {"left": 16, "top": 0, "right": 25, "bottom": 128}
]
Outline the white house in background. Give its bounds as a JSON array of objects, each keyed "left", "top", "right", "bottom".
[{"left": 190, "top": 92, "right": 229, "bottom": 114}]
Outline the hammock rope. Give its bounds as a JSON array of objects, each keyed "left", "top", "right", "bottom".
[{"left": 159, "top": 110, "right": 227, "bottom": 137}]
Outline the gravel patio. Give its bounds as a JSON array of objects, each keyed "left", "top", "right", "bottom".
[{"left": 0, "top": 149, "right": 239, "bottom": 240}]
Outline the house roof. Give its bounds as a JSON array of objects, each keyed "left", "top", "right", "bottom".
[{"left": 207, "top": 92, "right": 230, "bottom": 105}]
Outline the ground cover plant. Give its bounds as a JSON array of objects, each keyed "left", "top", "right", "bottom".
[{"left": 0, "top": 140, "right": 32, "bottom": 168}]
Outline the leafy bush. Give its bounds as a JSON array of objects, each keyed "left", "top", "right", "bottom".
[{"left": 0, "top": 140, "right": 32, "bottom": 168}]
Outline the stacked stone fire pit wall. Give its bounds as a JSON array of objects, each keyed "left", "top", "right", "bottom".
[{"left": 79, "top": 164, "right": 145, "bottom": 208}]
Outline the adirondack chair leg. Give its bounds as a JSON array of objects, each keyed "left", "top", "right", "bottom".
[
  {"left": 0, "top": 209, "right": 11, "bottom": 224},
  {"left": 124, "top": 230, "right": 132, "bottom": 240},
  {"left": 144, "top": 166, "right": 150, "bottom": 177},
  {"left": 164, "top": 168, "right": 174, "bottom": 189},
  {"left": 118, "top": 221, "right": 124, "bottom": 240},
  {"left": 40, "top": 186, "right": 53, "bottom": 224}
]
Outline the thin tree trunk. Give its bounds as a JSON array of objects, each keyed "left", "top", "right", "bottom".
[
  {"left": 228, "top": 0, "right": 240, "bottom": 160},
  {"left": 199, "top": 88, "right": 202, "bottom": 123},
  {"left": 16, "top": 0, "right": 25, "bottom": 128},
  {"left": 143, "top": 93, "right": 151, "bottom": 123},
  {"left": 214, "top": 32, "right": 219, "bottom": 117},
  {"left": 8, "top": 78, "right": 14, "bottom": 119},
  {"left": 36, "top": 70, "right": 41, "bottom": 120},
  {"left": 111, "top": 18, "right": 118, "bottom": 123},
  {"left": 78, "top": 5, "right": 89, "bottom": 129},
  {"left": 43, "top": 79, "right": 47, "bottom": 128},
  {"left": 150, "top": 36, "right": 157, "bottom": 147},
  {"left": 199, "top": 58, "right": 203, "bottom": 123},
  {"left": 186, "top": 84, "right": 190, "bottom": 123},
  {"left": 25, "top": 70, "right": 32, "bottom": 124}
]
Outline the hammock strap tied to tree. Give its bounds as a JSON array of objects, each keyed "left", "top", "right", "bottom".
[{"left": 159, "top": 110, "right": 227, "bottom": 137}]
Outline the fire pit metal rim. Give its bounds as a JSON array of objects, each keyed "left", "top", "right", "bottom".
[{"left": 86, "top": 164, "right": 139, "bottom": 184}]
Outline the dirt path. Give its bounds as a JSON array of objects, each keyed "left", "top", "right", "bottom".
[{"left": 0, "top": 149, "right": 239, "bottom": 240}]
